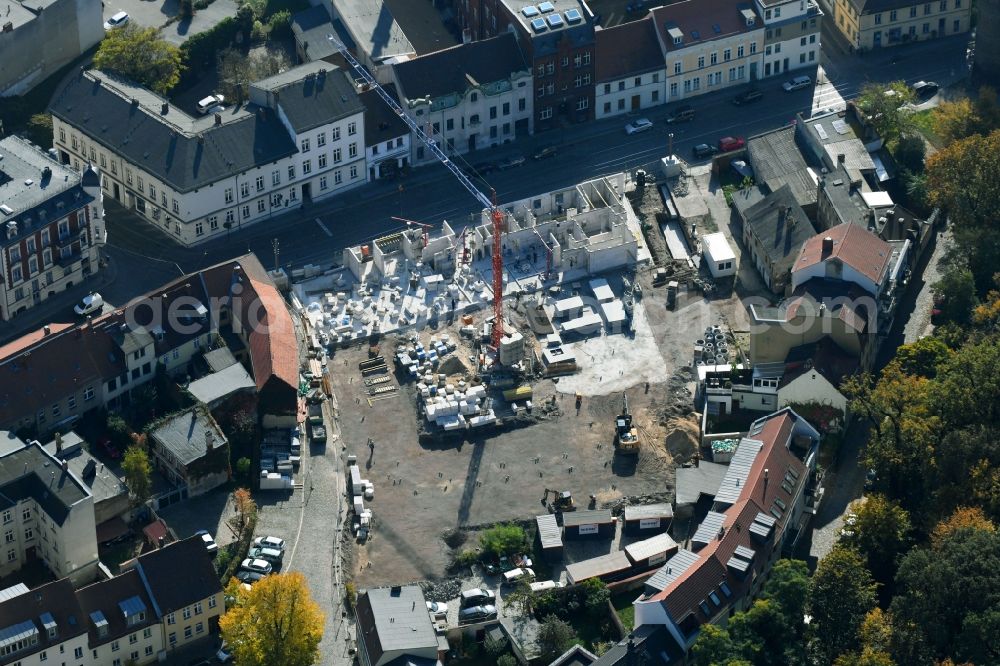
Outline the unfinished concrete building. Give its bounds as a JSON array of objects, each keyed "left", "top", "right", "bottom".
[{"left": 466, "top": 173, "right": 643, "bottom": 277}]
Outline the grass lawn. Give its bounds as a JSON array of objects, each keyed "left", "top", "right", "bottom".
[
  {"left": 612, "top": 592, "right": 636, "bottom": 632},
  {"left": 910, "top": 109, "right": 943, "bottom": 149}
]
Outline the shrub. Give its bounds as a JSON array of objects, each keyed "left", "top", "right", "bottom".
[
  {"left": 344, "top": 581, "right": 357, "bottom": 610},
  {"left": 480, "top": 524, "right": 527, "bottom": 559},
  {"left": 266, "top": 9, "right": 292, "bottom": 39}
]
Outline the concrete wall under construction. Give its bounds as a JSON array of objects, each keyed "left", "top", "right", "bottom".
[{"left": 469, "top": 173, "right": 639, "bottom": 276}]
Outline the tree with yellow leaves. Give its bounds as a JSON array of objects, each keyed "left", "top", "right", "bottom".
[{"left": 220, "top": 572, "right": 324, "bottom": 666}]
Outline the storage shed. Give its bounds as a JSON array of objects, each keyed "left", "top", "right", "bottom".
[
  {"left": 535, "top": 514, "right": 564, "bottom": 561},
  {"left": 565, "top": 551, "right": 632, "bottom": 585},
  {"left": 562, "top": 509, "right": 615, "bottom": 540},
  {"left": 623, "top": 503, "right": 674, "bottom": 536},
  {"left": 702, "top": 232, "right": 737, "bottom": 278},
  {"left": 624, "top": 533, "right": 679, "bottom": 571}
]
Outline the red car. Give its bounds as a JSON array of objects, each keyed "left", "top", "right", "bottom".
[
  {"left": 718, "top": 136, "right": 746, "bottom": 152},
  {"left": 97, "top": 436, "right": 121, "bottom": 460}
]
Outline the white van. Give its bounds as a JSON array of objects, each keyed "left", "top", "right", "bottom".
[
  {"left": 529, "top": 580, "right": 564, "bottom": 593},
  {"left": 502, "top": 567, "right": 535, "bottom": 585}
]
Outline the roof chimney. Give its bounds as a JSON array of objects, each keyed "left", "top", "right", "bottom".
[
  {"left": 55, "top": 432, "right": 63, "bottom": 454},
  {"left": 837, "top": 153, "right": 846, "bottom": 165},
  {"left": 205, "top": 430, "right": 214, "bottom": 450},
  {"left": 214, "top": 113, "right": 222, "bottom": 126},
  {"left": 158, "top": 536, "right": 165, "bottom": 549},
  {"left": 822, "top": 236, "right": 834, "bottom": 257},
  {"left": 161, "top": 103, "right": 169, "bottom": 115},
  {"left": 43, "top": 325, "right": 50, "bottom": 335}
]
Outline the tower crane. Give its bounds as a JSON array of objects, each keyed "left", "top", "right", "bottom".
[
  {"left": 328, "top": 34, "right": 507, "bottom": 350},
  {"left": 391, "top": 216, "right": 433, "bottom": 248}
]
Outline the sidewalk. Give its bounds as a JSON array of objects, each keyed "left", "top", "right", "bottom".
[{"left": 0, "top": 253, "right": 118, "bottom": 347}]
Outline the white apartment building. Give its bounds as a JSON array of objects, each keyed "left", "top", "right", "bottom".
[
  {"left": 360, "top": 86, "right": 412, "bottom": 181},
  {"left": 755, "top": 0, "right": 824, "bottom": 77},
  {"left": 594, "top": 17, "right": 667, "bottom": 120},
  {"left": 0, "top": 436, "right": 99, "bottom": 587},
  {"left": 50, "top": 61, "right": 367, "bottom": 247},
  {"left": 0, "top": 136, "right": 105, "bottom": 322},
  {"left": 390, "top": 33, "right": 533, "bottom": 165},
  {"left": 652, "top": 0, "right": 766, "bottom": 102}
]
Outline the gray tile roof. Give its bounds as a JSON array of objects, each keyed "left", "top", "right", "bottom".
[
  {"left": 149, "top": 407, "right": 227, "bottom": 467},
  {"left": 0, "top": 136, "right": 94, "bottom": 243},
  {"left": 802, "top": 112, "right": 876, "bottom": 172},
  {"left": 203, "top": 347, "right": 238, "bottom": 372},
  {"left": 691, "top": 510, "right": 728, "bottom": 546},
  {"left": 0, "top": 435, "right": 91, "bottom": 525},
  {"left": 42, "top": 432, "right": 128, "bottom": 508},
  {"left": 624, "top": 533, "right": 678, "bottom": 563},
  {"left": 565, "top": 551, "right": 631, "bottom": 584},
  {"left": 675, "top": 461, "right": 729, "bottom": 506},
  {"left": 292, "top": 5, "right": 339, "bottom": 61},
  {"left": 356, "top": 585, "right": 437, "bottom": 662},
  {"left": 0, "top": 578, "right": 86, "bottom": 662},
  {"left": 130, "top": 535, "right": 221, "bottom": 615},
  {"left": 360, "top": 85, "right": 409, "bottom": 147},
  {"left": 747, "top": 126, "right": 818, "bottom": 208},
  {"left": 644, "top": 548, "right": 699, "bottom": 592},
  {"left": 50, "top": 70, "right": 299, "bottom": 194},
  {"left": 252, "top": 61, "right": 364, "bottom": 133},
  {"left": 392, "top": 33, "right": 529, "bottom": 102},
  {"left": 75, "top": 570, "right": 157, "bottom": 647},
  {"left": 186, "top": 362, "right": 256, "bottom": 405},
  {"left": 743, "top": 185, "right": 818, "bottom": 278}
]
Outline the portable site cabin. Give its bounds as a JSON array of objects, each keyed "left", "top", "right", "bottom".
[
  {"left": 702, "top": 232, "right": 737, "bottom": 278},
  {"left": 624, "top": 533, "right": 679, "bottom": 571},
  {"left": 535, "top": 514, "right": 564, "bottom": 561},
  {"left": 562, "top": 509, "right": 614, "bottom": 540},
  {"left": 565, "top": 551, "right": 632, "bottom": 585},
  {"left": 623, "top": 504, "right": 674, "bottom": 536}
]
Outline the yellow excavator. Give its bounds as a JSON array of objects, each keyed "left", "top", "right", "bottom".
[
  {"left": 542, "top": 488, "right": 576, "bottom": 513},
  {"left": 614, "top": 392, "right": 640, "bottom": 455}
]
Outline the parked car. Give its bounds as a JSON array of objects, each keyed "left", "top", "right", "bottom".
[
  {"left": 731, "top": 89, "right": 763, "bottom": 106},
  {"left": 103, "top": 11, "right": 129, "bottom": 29},
  {"left": 460, "top": 588, "right": 496, "bottom": 607},
  {"left": 216, "top": 641, "right": 233, "bottom": 663},
  {"left": 498, "top": 155, "right": 526, "bottom": 170},
  {"left": 664, "top": 106, "right": 695, "bottom": 123},
  {"left": 532, "top": 145, "right": 558, "bottom": 160},
  {"left": 253, "top": 535, "right": 286, "bottom": 551},
  {"left": 97, "top": 436, "right": 121, "bottom": 460},
  {"left": 782, "top": 75, "right": 812, "bottom": 92},
  {"left": 911, "top": 80, "right": 939, "bottom": 98},
  {"left": 459, "top": 605, "right": 498, "bottom": 623},
  {"left": 692, "top": 143, "right": 718, "bottom": 159},
  {"left": 426, "top": 601, "right": 449, "bottom": 617},
  {"left": 718, "top": 136, "right": 746, "bottom": 152},
  {"left": 529, "top": 580, "right": 564, "bottom": 593},
  {"left": 248, "top": 546, "right": 283, "bottom": 565},
  {"left": 308, "top": 415, "right": 326, "bottom": 443},
  {"left": 502, "top": 567, "right": 535, "bottom": 585},
  {"left": 195, "top": 530, "right": 218, "bottom": 556},
  {"left": 197, "top": 94, "right": 226, "bottom": 114},
  {"left": 731, "top": 159, "right": 753, "bottom": 178},
  {"left": 240, "top": 558, "right": 272, "bottom": 575},
  {"left": 235, "top": 570, "right": 265, "bottom": 584},
  {"left": 839, "top": 513, "right": 858, "bottom": 539},
  {"left": 74, "top": 292, "right": 104, "bottom": 316},
  {"left": 624, "top": 118, "right": 653, "bottom": 134}
]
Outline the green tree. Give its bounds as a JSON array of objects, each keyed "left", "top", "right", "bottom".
[
  {"left": 930, "top": 506, "right": 996, "bottom": 547},
  {"left": 582, "top": 578, "right": 611, "bottom": 616},
  {"left": 891, "top": 528, "right": 1000, "bottom": 664},
  {"left": 235, "top": 457, "right": 252, "bottom": 482},
  {"left": 220, "top": 572, "right": 324, "bottom": 666},
  {"left": 216, "top": 47, "right": 290, "bottom": 104},
  {"left": 122, "top": 442, "right": 152, "bottom": 506},
  {"left": 691, "top": 624, "right": 738, "bottom": 666},
  {"left": 932, "top": 263, "right": 979, "bottom": 324},
  {"left": 484, "top": 633, "right": 508, "bottom": 660},
  {"left": 856, "top": 80, "right": 916, "bottom": 143},
  {"left": 833, "top": 648, "right": 896, "bottom": 666},
  {"left": 894, "top": 134, "right": 927, "bottom": 173},
  {"left": 842, "top": 495, "right": 912, "bottom": 582},
  {"left": 26, "top": 113, "right": 54, "bottom": 148},
  {"left": 93, "top": 24, "right": 183, "bottom": 94},
  {"left": 107, "top": 413, "right": 132, "bottom": 450},
  {"left": 479, "top": 524, "right": 527, "bottom": 558},
  {"left": 759, "top": 559, "right": 810, "bottom": 631},
  {"left": 729, "top": 599, "right": 802, "bottom": 666},
  {"left": 808, "top": 546, "right": 878, "bottom": 664},
  {"left": 933, "top": 86, "right": 1000, "bottom": 144},
  {"left": 536, "top": 615, "right": 576, "bottom": 661},
  {"left": 497, "top": 655, "right": 517, "bottom": 666},
  {"left": 894, "top": 337, "right": 953, "bottom": 378}
]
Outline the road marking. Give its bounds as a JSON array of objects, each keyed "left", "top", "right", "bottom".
[{"left": 316, "top": 218, "right": 333, "bottom": 237}]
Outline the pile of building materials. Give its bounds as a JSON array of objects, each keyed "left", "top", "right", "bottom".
[
  {"left": 694, "top": 325, "right": 734, "bottom": 367},
  {"left": 395, "top": 333, "right": 458, "bottom": 380},
  {"left": 348, "top": 460, "right": 374, "bottom": 540},
  {"left": 419, "top": 379, "right": 496, "bottom": 431},
  {"left": 710, "top": 438, "right": 740, "bottom": 463}
]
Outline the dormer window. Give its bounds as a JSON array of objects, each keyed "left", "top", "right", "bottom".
[
  {"left": 747, "top": 16, "right": 755, "bottom": 25},
  {"left": 40, "top": 613, "right": 57, "bottom": 640}
]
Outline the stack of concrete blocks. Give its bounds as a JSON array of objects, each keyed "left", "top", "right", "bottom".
[
  {"left": 498, "top": 330, "right": 525, "bottom": 365},
  {"left": 419, "top": 379, "right": 495, "bottom": 430},
  {"left": 396, "top": 334, "right": 458, "bottom": 380}
]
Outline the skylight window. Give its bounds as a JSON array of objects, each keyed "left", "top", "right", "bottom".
[
  {"left": 530, "top": 17, "right": 547, "bottom": 31},
  {"left": 548, "top": 13, "right": 564, "bottom": 27},
  {"left": 521, "top": 5, "right": 540, "bottom": 16},
  {"left": 565, "top": 8, "right": 583, "bottom": 22},
  {"left": 538, "top": 1, "right": 555, "bottom": 11}
]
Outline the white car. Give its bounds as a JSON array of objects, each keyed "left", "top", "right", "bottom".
[
  {"left": 783, "top": 75, "right": 812, "bottom": 92},
  {"left": 103, "top": 11, "right": 129, "bottom": 30},
  {"left": 254, "top": 535, "right": 285, "bottom": 551},
  {"left": 502, "top": 567, "right": 535, "bottom": 585},
  {"left": 216, "top": 642, "right": 233, "bottom": 663},
  {"left": 197, "top": 94, "right": 226, "bottom": 114},
  {"left": 195, "top": 530, "right": 218, "bottom": 555},
  {"left": 624, "top": 118, "right": 653, "bottom": 135},
  {"left": 74, "top": 292, "right": 104, "bottom": 316},
  {"left": 240, "top": 558, "right": 272, "bottom": 575},
  {"left": 426, "top": 601, "right": 448, "bottom": 617}
]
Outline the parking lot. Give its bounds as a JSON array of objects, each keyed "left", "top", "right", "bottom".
[{"left": 100, "top": 0, "right": 237, "bottom": 44}]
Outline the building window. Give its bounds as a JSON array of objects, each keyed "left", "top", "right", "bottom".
[
  {"left": 24, "top": 527, "right": 33, "bottom": 540},
  {"left": 575, "top": 75, "right": 583, "bottom": 88},
  {"left": 111, "top": 641, "right": 120, "bottom": 652},
  {"left": 724, "top": 48, "right": 732, "bottom": 61},
  {"left": 258, "top": 200, "right": 266, "bottom": 213},
  {"left": 750, "top": 41, "right": 757, "bottom": 54},
  {"left": 287, "top": 165, "right": 295, "bottom": 179},
  {"left": 303, "top": 160, "right": 312, "bottom": 175},
  {"left": 334, "top": 170, "right": 342, "bottom": 184},
  {"left": 75, "top": 647, "right": 83, "bottom": 658},
  {"left": 603, "top": 102, "right": 611, "bottom": 113},
  {"left": 348, "top": 121, "right": 357, "bottom": 136},
  {"left": 546, "top": 62, "right": 555, "bottom": 74},
  {"left": 226, "top": 210, "right": 235, "bottom": 224},
  {"left": 333, "top": 148, "right": 342, "bottom": 163},
  {"left": 2, "top": 511, "right": 10, "bottom": 524},
  {"left": 84, "top": 386, "right": 95, "bottom": 401},
  {"left": 183, "top": 608, "right": 192, "bottom": 621},
  {"left": 875, "top": 12, "right": 882, "bottom": 23},
  {"left": 21, "top": 508, "right": 29, "bottom": 521},
  {"left": 301, "top": 138, "right": 310, "bottom": 152},
  {"left": 184, "top": 627, "right": 193, "bottom": 640},
  {"left": 319, "top": 176, "right": 328, "bottom": 191},
  {"left": 583, "top": 52, "right": 591, "bottom": 65},
  {"left": 540, "top": 107, "right": 553, "bottom": 120},
  {"left": 318, "top": 154, "right": 327, "bottom": 168},
  {"left": 144, "top": 628, "right": 152, "bottom": 639},
  {"left": 4, "top": 530, "right": 12, "bottom": 543},
  {"left": 561, "top": 56, "right": 569, "bottom": 67},
  {"left": 332, "top": 127, "right": 340, "bottom": 141},
  {"left": 240, "top": 182, "right": 249, "bottom": 198},
  {"left": 576, "top": 98, "right": 589, "bottom": 111},
  {"left": 51, "top": 403, "right": 60, "bottom": 417},
  {"left": 130, "top": 633, "right": 138, "bottom": 645},
  {"left": 537, "top": 64, "right": 545, "bottom": 77},
  {"left": 349, "top": 143, "right": 358, "bottom": 158},
  {"left": 350, "top": 165, "right": 358, "bottom": 179},
  {"left": 272, "top": 170, "right": 280, "bottom": 186},
  {"left": 698, "top": 56, "right": 705, "bottom": 68},
  {"left": 208, "top": 596, "right": 217, "bottom": 609},
  {"left": 169, "top": 632, "right": 176, "bottom": 645},
  {"left": 195, "top": 223, "right": 204, "bottom": 236},
  {"left": 196, "top": 622, "right": 204, "bottom": 634},
  {"left": 166, "top": 613, "right": 175, "bottom": 625},
  {"left": 242, "top": 205, "right": 249, "bottom": 218},
  {"left": 674, "top": 62, "right": 682, "bottom": 74}
]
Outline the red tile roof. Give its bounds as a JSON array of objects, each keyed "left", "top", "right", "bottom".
[
  {"left": 595, "top": 17, "right": 664, "bottom": 82},
  {"left": 794, "top": 223, "right": 893, "bottom": 287},
  {"left": 651, "top": 0, "right": 761, "bottom": 54},
  {"left": 0, "top": 323, "right": 72, "bottom": 358}
]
